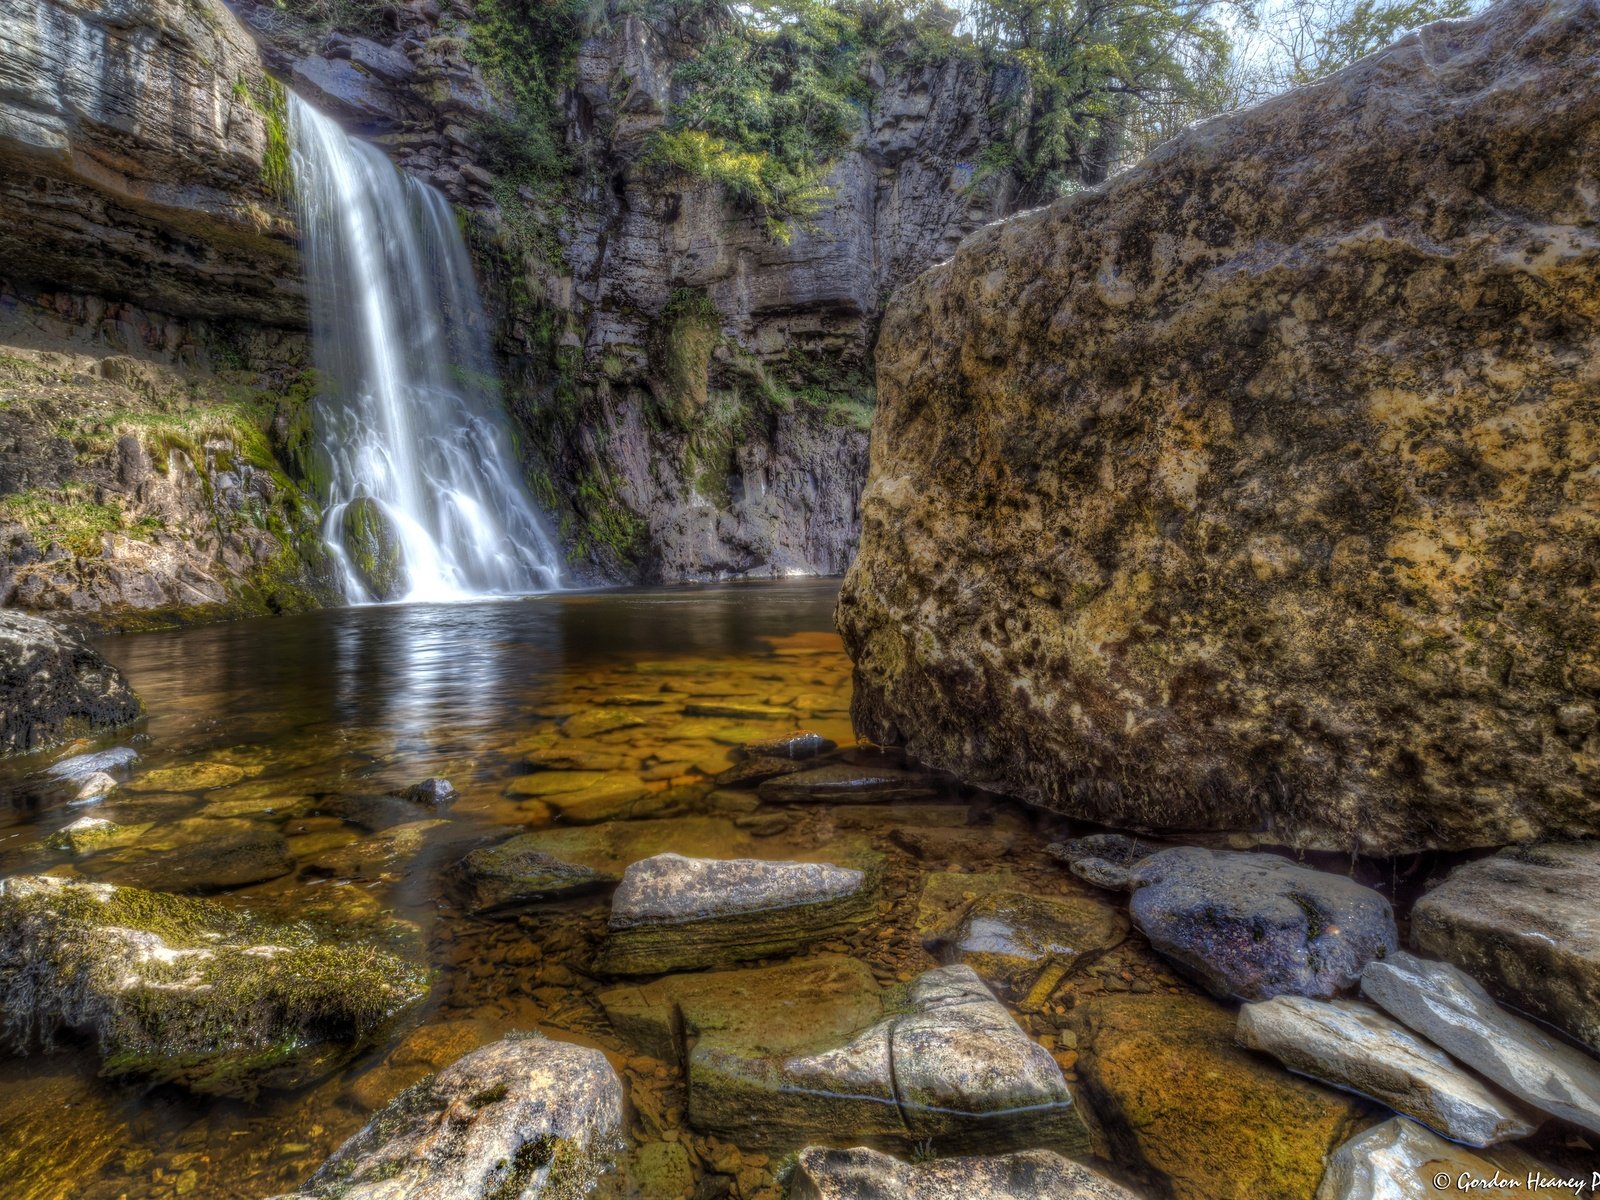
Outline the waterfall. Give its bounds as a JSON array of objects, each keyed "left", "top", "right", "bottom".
[{"left": 286, "top": 95, "right": 562, "bottom": 603}]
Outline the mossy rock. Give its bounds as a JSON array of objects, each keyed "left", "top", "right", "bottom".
[
  {"left": 0, "top": 875, "right": 429, "bottom": 1099},
  {"left": 340, "top": 497, "right": 404, "bottom": 601}
]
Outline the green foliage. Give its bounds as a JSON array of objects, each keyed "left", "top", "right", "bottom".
[
  {"left": 234, "top": 75, "right": 292, "bottom": 201},
  {"left": 1285, "top": 0, "right": 1474, "bottom": 83},
  {"left": 0, "top": 488, "right": 161, "bottom": 556},
  {"left": 656, "top": 288, "right": 723, "bottom": 426}
]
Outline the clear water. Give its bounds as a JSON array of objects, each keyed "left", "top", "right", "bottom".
[{"left": 287, "top": 98, "right": 563, "bottom": 602}]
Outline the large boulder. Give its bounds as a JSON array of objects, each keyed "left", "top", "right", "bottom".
[
  {"left": 1316, "top": 1118, "right": 1574, "bottom": 1200},
  {"left": 1410, "top": 841, "right": 1600, "bottom": 1054},
  {"left": 838, "top": 0, "right": 1600, "bottom": 854},
  {"left": 0, "top": 0, "right": 302, "bottom": 322},
  {"left": 0, "top": 610, "right": 142, "bottom": 755},
  {"left": 0, "top": 875, "right": 427, "bottom": 1097},
  {"left": 272, "top": 1035, "right": 623, "bottom": 1200}
]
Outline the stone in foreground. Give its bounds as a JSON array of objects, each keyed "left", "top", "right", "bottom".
[
  {"left": 1316, "top": 1118, "right": 1575, "bottom": 1200},
  {"left": 1362, "top": 951, "right": 1600, "bottom": 1136},
  {"left": 789, "top": 1146, "right": 1140, "bottom": 1200},
  {"left": 738, "top": 730, "right": 837, "bottom": 760},
  {"left": 757, "top": 763, "right": 936, "bottom": 804},
  {"left": 1128, "top": 848, "right": 1396, "bottom": 1000},
  {"left": 1411, "top": 842, "right": 1600, "bottom": 1054},
  {"left": 1075, "top": 991, "right": 1368, "bottom": 1200},
  {"left": 273, "top": 1035, "right": 622, "bottom": 1200},
  {"left": 600, "top": 959, "right": 1085, "bottom": 1153},
  {"left": 0, "top": 611, "right": 142, "bottom": 756},
  {"left": 837, "top": 0, "right": 1600, "bottom": 855},
  {"left": 0, "top": 875, "right": 426, "bottom": 1097},
  {"left": 597, "top": 851, "right": 877, "bottom": 973},
  {"left": 1236, "top": 996, "right": 1537, "bottom": 1146}
]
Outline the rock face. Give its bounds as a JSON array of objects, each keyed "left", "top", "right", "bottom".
[
  {"left": 838, "top": 0, "right": 1600, "bottom": 854},
  {"left": 597, "top": 851, "right": 878, "bottom": 974},
  {"left": 0, "top": 875, "right": 427, "bottom": 1097},
  {"left": 1362, "top": 951, "right": 1600, "bottom": 1135},
  {"left": 1126, "top": 848, "right": 1396, "bottom": 1000},
  {"left": 274, "top": 1035, "right": 623, "bottom": 1200},
  {"left": 1411, "top": 842, "right": 1600, "bottom": 1054},
  {"left": 1236, "top": 996, "right": 1537, "bottom": 1146},
  {"left": 0, "top": 610, "right": 142, "bottom": 754},
  {"left": 600, "top": 958, "right": 1086, "bottom": 1153},
  {"left": 0, "top": 0, "right": 301, "bottom": 324},
  {"left": 789, "top": 1147, "right": 1140, "bottom": 1200}
]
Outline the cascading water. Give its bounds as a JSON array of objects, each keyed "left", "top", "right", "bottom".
[{"left": 286, "top": 95, "right": 562, "bottom": 602}]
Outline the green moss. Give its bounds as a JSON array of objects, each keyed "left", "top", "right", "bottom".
[
  {"left": 0, "top": 488, "right": 160, "bottom": 556},
  {"left": 235, "top": 75, "right": 292, "bottom": 201}
]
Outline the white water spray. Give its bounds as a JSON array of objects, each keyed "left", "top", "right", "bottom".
[{"left": 287, "top": 96, "right": 561, "bottom": 602}]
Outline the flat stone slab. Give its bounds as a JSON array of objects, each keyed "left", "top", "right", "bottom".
[
  {"left": 1412, "top": 842, "right": 1600, "bottom": 1054},
  {"left": 272, "top": 1036, "right": 622, "bottom": 1200},
  {"left": 738, "top": 731, "right": 837, "bottom": 760},
  {"left": 1316, "top": 1118, "right": 1576, "bottom": 1200},
  {"left": 1128, "top": 847, "right": 1397, "bottom": 1000},
  {"left": 758, "top": 763, "right": 938, "bottom": 804},
  {"left": 1362, "top": 951, "right": 1600, "bottom": 1136},
  {"left": 790, "top": 1146, "right": 1140, "bottom": 1200},
  {"left": 597, "top": 851, "right": 878, "bottom": 974},
  {"left": 1237, "top": 996, "right": 1538, "bottom": 1146},
  {"left": 75, "top": 817, "right": 294, "bottom": 893},
  {"left": 714, "top": 755, "right": 815, "bottom": 787},
  {"left": 601, "top": 960, "right": 1086, "bottom": 1154}
]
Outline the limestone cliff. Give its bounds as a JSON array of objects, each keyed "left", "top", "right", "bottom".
[{"left": 839, "top": 0, "right": 1600, "bottom": 854}]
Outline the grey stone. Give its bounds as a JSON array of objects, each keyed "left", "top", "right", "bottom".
[
  {"left": 929, "top": 890, "right": 1127, "bottom": 995},
  {"left": 1047, "top": 834, "right": 1162, "bottom": 891},
  {"left": 738, "top": 730, "right": 837, "bottom": 760},
  {"left": 1412, "top": 842, "right": 1600, "bottom": 1054},
  {"left": 789, "top": 1146, "right": 1141, "bottom": 1200},
  {"left": 1362, "top": 951, "right": 1600, "bottom": 1136},
  {"left": 291, "top": 56, "right": 405, "bottom": 132},
  {"left": 758, "top": 763, "right": 938, "bottom": 804},
  {"left": 1237, "top": 996, "right": 1538, "bottom": 1146},
  {"left": 1128, "top": 847, "right": 1397, "bottom": 1000},
  {"left": 274, "top": 1036, "right": 623, "bottom": 1200},
  {"left": 0, "top": 611, "right": 142, "bottom": 756},
  {"left": 401, "top": 777, "right": 458, "bottom": 808},
  {"left": 1316, "top": 1118, "right": 1575, "bottom": 1200},
  {"left": 46, "top": 745, "right": 140, "bottom": 782},
  {"left": 597, "top": 851, "right": 878, "bottom": 974}
]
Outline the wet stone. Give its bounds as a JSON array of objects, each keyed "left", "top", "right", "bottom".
[
  {"left": 79, "top": 818, "right": 294, "bottom": 893},
  {"left": 929, "top": 890, "right": 1127, "bottom": 996},
  {"left": 684, "top": 702, "right": 792, "bottom": 719},
  {"left": 273, "top": 1036, "right": 623, "bottom": 1200},
  {"left": 758, "top": 763, "right": 938, "bottom": 804},
  {"left": 125, "top": 761, "right": 251, "bottom": 793},
  {"left": 563, "top": 708, "right": 648, "bottom": 737},
  {"left": 738, "top": 730, "right": 838, "bottom": 761},
  {"left": 1361, "top": 950, "right": 1600, "bottom": 1136},
  {"left": 789, "top": 1146, "right": 1142, "bottom": 1200},
  {"left": 400, "top": 777, "right": 456, "bottom": 808},
  {"left": 597, "top": 851, "right": 879, "bottom": 974},
  {"left": 46, "top": 745, "right": 140, "bottom": 783},
  {"left": 314, "top": 792, "right": 431, "bottom": 832},
  {"left": 714, "top": 755, "right": 815, "bottom": 788},
  {"left": 1236, "top": 995, "right": 1539, "bottom": 1146},
  {"left": 510, "top": 772, "right": 652, "bottom": 823},
  {"left": 0, "top": 875, "right": 427, "bottom": 1099},
  {"left": 1411, "top": 841, "right": 1600, "bottom": 1054},
  {"left": 299, "top": 819, "right": 447, "bottom": 882},
  {"left": 1316, "top": 1118, "right": 1576, "bottom": 1200},
  {"left": 44, "top": 815, "right": 148, "bottom": 854},
  {"left": 1128, "top": 847, "right": 1397, "bottom": 1000},
  {"left": 1047, "top": 833, "right": 1164, "bottom": 891}
]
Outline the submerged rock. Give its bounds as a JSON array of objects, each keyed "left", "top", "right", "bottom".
[
  {"left": 274, "top": 1035, "right": 623, "bottom": 1200},
  {"left": 601, "top": 959, "right": 1086, "bottom": 1153},
  {"left": 1411, "top": 842, "right": 1600, "bottom": 1054},
  {"left": 77, "top": 817, "right": 294, "bottom": 892},
  {"left": 714, "top": 755, "right": 815, "bottom": 787},
  {"left": 838, "top": 0, "right": 1600, "bottom": 854},
  {"left": 401, "top": 777, "right": 458, "bottom": 808},
  {"left": 1074, "top": 990, "right": 1369, "bottom": 1200},
  {"left": 1316, "top": 1118, "right": 1575, "bottom": 1200},
  {"left": 1361, "top": 951, "right": 1600, "bottom": 1135},
  {"left": 1236, "top": 996, "right": 1537, "bottom": 1146},
  {"left": 454, "top": 817, "right": 769, "bottom": 914},
  {"left": 0, "top": 875, "right": 427, "bottom": 1097},
  {"left": 928, "top": 890, "right": 1126, "bottom": 997},
  {"left": 339, "top": 498, "right": 404, "bottom": 602},
  {"left": 597, "top": 850, "right": 879, "bottom": 974},
  {"left": 789, "top": 1146, "right": 1140, "bottom": 1200},
  {"left": 46, "top": 745, "right": 140, "bottom": 782},
  {"left": 0, "top": 611, "right": 142, "bottom": 756},
  {"left": 1128, "top": 848, "right": 1396, "bottom": 1000},
  {"left": 738, "top": 731, "right": 837, "bottom": 760},
  {"left": 44, "top": 815, "right": 148, "bottom": 854},
  {"left": 758, "top": 763, "right": 937, "bottom": 804},
  {"left": 1047, "top": 834, "right": 1162, "bottom": 892}
]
